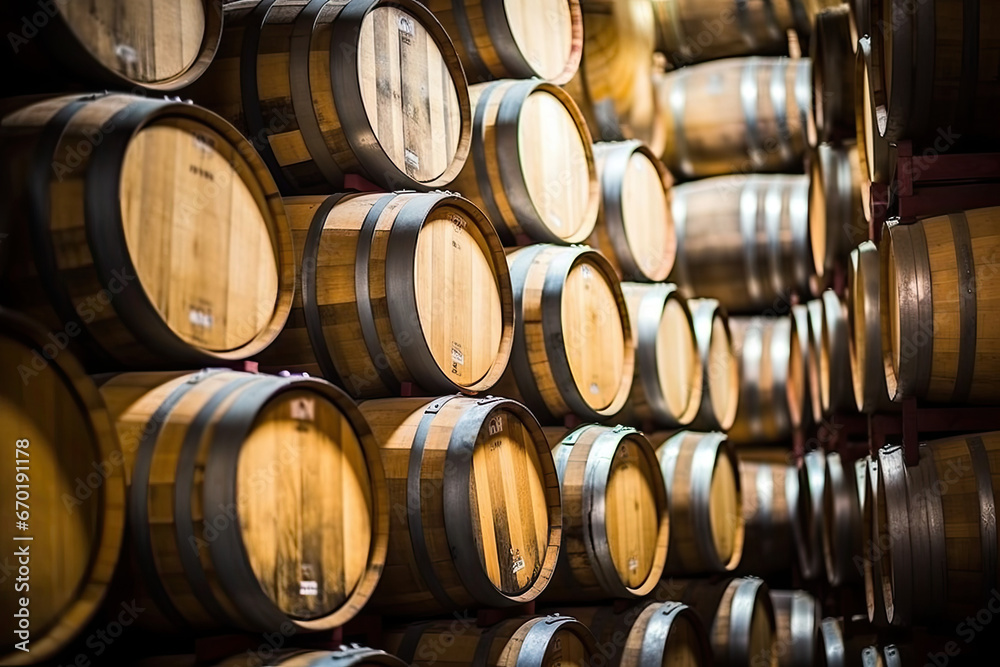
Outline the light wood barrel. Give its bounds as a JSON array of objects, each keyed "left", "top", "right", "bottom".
[
  {"left": 687, "top": 299, "right": 740, "bottom": 432},
  {"left": 870, "top": 0, "right": 1000, "bottom": 146},
  {"left": 257, "top": 192, "right": 514, "bottom": 398},
  {"left": 449, "top": 79, "right": 598, "bottom": 245},
  {"left": 495, "top": 244, "right": 634, "bottom": 422},
  {"left": 670, "top": 175, "right": 814, "bottom": 314},
  {"left": 650, "top": 0, "right": 796, "bottom": 67},
  {"left": 822, "top": 452, "right": 864, "bottom": 587},
  {"left": 386, "top": 615, "right": 598, "bottom": 667},
  {"left": 810, "top": 6, "right": 856, "bottom": 144},
  {"left": 795, "top": 449, "right": 827, "bottom": 581},
  {"left": 729, "top": 317, "right": 799, "bottom": 444},
  {"left": 789, "top": 304, "right": 815, "bottom": 429},
  {"left": 854, "top": 37, "right": 894, "bottom": 222},
  {"left": 880, "top": 211, "right": 1000, "bottom": 404},
  {"left": 862, "top": 454, "right": 890, "bottom": 628},
  {"left": 871, "top": 445, "right": 911, "bottom": 627},
  {"left": 770, "top": 590, "right": 821, "bottom": 667},
  {"left": 359, "top": 396, "right": 561, "bottom": 614},
  {"left": 619, "top": 283, "right": 701, "bottom": 429},
  {"left": 542, "top": 425, "right": 669, "bottom": 600},
  {"left": 213, "top": 647, "right": 408, "bottom": 667},
  {"left": 736, "top": 460, "right": 798, "bottom": 575},
  {"left": 0, "top": 93, "right": 293, "bottom": 371},
  {"left": 651, "top": 431, "right": 744, "bottom": 574},
  {"left": 805, "top": 299, "right": 826, "bottom": 425},
  {"left": 0, "top": 310, "right": 125, "bottom": 666},
  {"left": 184, "top": 0, "right": 471, "bottom": 193},
  {"left": 558, "top": 601, "right": 712, "bottom": 667},
  {"left": 657, "top": 57, "right": 811, "bottom": 180},
  {"left": 848, "top": 242, "right": 895, "bottom": 413},
  {"left": 819, "top": 289, "right": 855, "bottom": 416},
  {"left": 424, "top": 0, "right": 583, "bottom": 84},
  {"left": 587, "top": 141, "right": 676, "bottom": 282},
  {"left": 0, "top": 0, "right": 222, "bottom": 91},
  {"left": 98, "top": 370, "right": 388, "bottom": 633},
  {"left": 809, "top": 143, "right": 863, "bottom": 287}
]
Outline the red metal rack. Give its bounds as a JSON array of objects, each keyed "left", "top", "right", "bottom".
[{"left": 867, "top": 398, "right": 999, "bottom": 466}]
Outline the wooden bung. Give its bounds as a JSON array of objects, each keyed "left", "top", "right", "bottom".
[
  {"left": 670, "top": 175, "right": 814, "bottom": 314},
  {"left": 0, "top": 309, "right": 126, "bottom": 666},
  {"left": 256, "top": 191, "right": 514, "bottom": 399},
  {"left": 541, "top": 425, "right": 669, "bottom": 600},
  {"left": 735, "top": 459, "right": 798, "bottom": 575},
  {"left": 0, "top": 93, "right": 294, "bottom": 372},
  {"left": 650, "top": 431, "right": 744, "bottom": 574},
  {"left": 359, "top": 395, "right": 561, "bottom": 614},
  {"left": 687, "top": 299, "right": 740, "bottom": 432},
  {"left": 98, "top": 369, "right": 389, "bottom": 633},
  {"left": 587, "top": 141, "right": 676, "bottom": 283},
  {"left": 819, "top": 289, "right": 855, "bottom": 415},
  {"left": 822, "top": 451, "right": 864, "bottom": 587},
  {"left": 728, "top": 316, "right": 798, "bottom": 445},
  {"left": 809, "top": 142, "right": 863, "bottom": 288},
  {"left": 183, "top": 0, "right": 471, "bottom": 193},
  {"left": 423, "top": 0, "right": 583, "bottom": 84},
  {"left": 619, "top": 283, "right": 701, "bottom": 429},
  {"left": 770, "top": 590, "right": 821, "bottom": 667},
  {"left": 848, "top": 241, "right": 896, "bottom": 414},
  {"left": 494, "top": 244, "right": 634, "bottom": 422},
  {"left": 810, "top": 5, "right": 856, "bottom": 144}
]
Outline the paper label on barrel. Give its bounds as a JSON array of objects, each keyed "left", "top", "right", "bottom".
[
  {"left": 299, "top": 581, "right": 318, "bottom": 596},
  {"left": 405, "top": 148, "right": 420, "bottom": 171},
  {"left": 451, "top": 342, "right": 464, "bottom": 375},
  {"left": 291, "top": 398, "right": 315, "bottom": 422},
  {"left": 398, "top": 15, "right": 415, "bottom": 43},
  {"left": 188, "top": 306, "right": 214, "bottom": 330},
  {"left": 628, "top": 555, "right": 639, "bottom": 573},
  {"left": 511, "top": 548, "right": 525, "bottom": 574}
]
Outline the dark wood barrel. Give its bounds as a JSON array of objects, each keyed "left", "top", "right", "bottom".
[
  {"left": 770, "top": 590, "right": 821, "bottom": 667},
  {"left": 619, "top": 283, "right": 702, "bottom": 429},
  {"left": 183, "top": 0, "right": 471, "bottom": 194},
  {"left": 494, "top": 244, "right": 635, "bottom": 422},
  {"left": 809, "top": 143, "right": 863, "bottom": 288},
  {"left": 359, "top": 396, "right": 561, "bottom": 615},
  {"left": 736, "top": 459, "right": 798, "bottom": 575},
  {"left": 424, "top": 0, "right": 583, "bottom": 84},
  {"left": 0, "top": 93, "right": 294, "bottom": 372},
  {"left": 805, "top": 299, "right": 826, "bottom": 425},
  {"left": 810, "top": 5, "right": 855, "bottom": 144},
  {"left": 687, "top": 299, "right": 740, "bottom": 432},
  {"left": 848, "top": 241, "right": 896, "bottom": 414},
  {"left": 670, "top": 175, "right": 814, "bottom": 314},
  {"left": 98, "top": 370, "right": 389, "bottom": 633},
  {"left": 729, "top": 316, "right": 798, "bottom": 444},
  {"left": 819, "top": 617, "right": 879, "bottom": 667},
  {"left": 542, "top": 425, "right": 669, "bottom": 600},
  {"left": 819, "top": 289, "right": 855, "bottom": 416},
  {"left": 880, "top": 211, "right": 1000, "bottom": 405},
  {"left": 795, "top": 449, "right": 826, "bottom": 581},
  {"left": 0, "top": 309, "right": 126, "bottom": 666},
  {"left": 557, "top": 601, "right": 712, "bottom": 667},
  {"left": 651, "top": 431, "right": 744, "bottom": 574},
  {"left": 822, "top": 452, "right": 865, "bottom": 587},
  {"left": 862, "top": 646, "right": 885, "bottom": 667},
  {"left": 0, "top": 0, "right": 223, "bottom": 92},
  {"left": 588, "top": 141, "right": 676, "bottom": 282},
  {"left": 854, "top": 37, "right": 895, "bottom": 223},
  {"left": 256, "top": 192, "right": 514, "bottom": 398},
  {"left": 657, "top": 57, "right": 812, "bottom": 180},
  {"left": 214, "top": 646, "right": 408, "bottom": 667},
  {"left": 385, "top": 615, "right": 599, "bottom": 667},
  {"left": 789, "top": 304, "right": 816, "bottom": 430}
]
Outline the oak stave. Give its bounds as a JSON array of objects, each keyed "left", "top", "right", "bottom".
[
  {"left": 848, "top": 241, "right": 896, "bottom": 413},
  {"left": 98, "top": 369, "right": 389, "bottom": 633},
  {"left": 256, "top": 191, "right": 514, "bottom": 399},
  {"left": 183, "top": 0, "right": 471, "bottom": 194},
  {"left": 854, "top": 37, "right": 895, "bottom": 224},
  {"left": 541, "top": 425, "right": 669, "bottom": 600},
  {"left": 822, "top": 452, "right": 865, "bottom": 587},
  {"left": 795, "top": 449, "right": 827, "bottom": 582},
  {"left": 587, "top": 141, "right": 676, "bottom": 283},
  {"left": 670, "top": 175, "right": 814, "bottom": 314},
  {"left": 687, "top": 299, "right": 740, "bottom": 432},
  {"left": 423, "top": 0, "right": 583, "bottom": 84},
  {"left": 819, "top": 289, "right": 855, "bottom": 416},
  {"left": 651, "top": 431, "right": 744, "bottom": 574},
  {"left": 736, "top": 459, "right": 798, "bottom": 575},
  {"left": 359, "top": 396, "right": 561, "bottom": 615},
  {"left": 810, "top": 6, "right": 856, "bottom": 144},
  {"left": 494, "top": 244, "right": 635, "bottom": 422},
  {"left": 871, "top": 445, "right": 912, "bottom": 627},
  {"left": 729, "top": 316, "right": 799, "bottom": 444},
  {"left": 770, "top": 590, "right": 822, "bottom": 667},
  {"left": 0, "top": 93, "right": 294, "bottom": 372},
  {"left": 657, "top": 57, "right": 812, "bottom": 180},
  {"left": 809, "top": 142, "right": 863, "bottom": 288},
  {"left": 880, "top": 211, "right": 1000, "bottom": 405},
  {"left": 0, "top": 309, "right": 126, "bottom": 666},
  {"left": 862, "top": 454, "right": 890, "bottom": 628}
]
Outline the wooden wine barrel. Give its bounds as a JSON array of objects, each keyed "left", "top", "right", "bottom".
[
  {"left": 819, "top": 289, "right": 855, "bottom": 415},
  {"left": 256, "top": 192, "right": 514, "bottom": 398},
  {"left": 619, "top": 283, "right": 701, "bottom": 428},
  {"left": 862, "top": 646, "right": 885, "bottom": 667},
  {"left": 657, "top": 57, "right": 811, "bottom": 180},
  {"left": 423, "top": 0, "right": 583, "bottom": 84},
  {"left": 870, "top": 0, "right": 1000, "bottom": 146},
  {"left": 670, "top": 175, "right": 814, "bottom": 313},
  {"left": 809, "top": 143, "right": 863, "bottom": 287},
  {"left": 97, "top": 370, "right": 388, "bottom": 633},
  {"left": 558, "top": 601, "right": 712, "bottom": 667},
  {"left": 686, "top": 299, "right": 740, "bottom": 432},
  {"left": 805, "top": 299, "right": 826, "bottom": 424},
  {"left": 736, "top": 460, "right": 798, "bottom": 575},
  {"left": 212, "top": 646, "right": 408, "bottom": 667},
  {"left": 494, "top": 244, "right": 634, "bottom": 422},
  {"left": 587, "top": 141, "right": 676, "bottom": 282},
  {"left": 650, "top": 0, "right": 796, "bottom": 67},
  {"left": 449, "top": 79, "right": 599, "bottom": 245},
  {"left": 810, "top": 6, "right": 856, "bottom": 144},
  {"left": 789, "top": 304, "right": 815, "bottom": 429},
  {"left": 862, "top": 454, "right": 890, "bottom": 628},
  {"left": 0, "top": 93, "right": 294, "bottom": 372},
  {"left": 183, "top": 0, "right": 471, "bottom": 194},
  {"left": 359, "top": 396, "right": 561, "bottom": 614},
  {"left": 854, "top": 37, "right": 895, "bottom": 223},
  {"left": 651, "top": 431, "right": 744, "bottom": 574},
  {"left": 770, "top": 590, "right": 821, "bottom": 667},
  {"left": 848, "top": 242, "right": 896, "bottom": 413},
  {"left": 795, "top": 449, "right": 827, "bottom": 581},
  {"left": 542, "top": 425, "right": 669, "bottom": 600},
  {"left": 880, "top": 212, "right": 1000, "bottom": 404},
  {"left": 822, "top": 452, "right": 864, "bottom": 587},
  {"left": 0, "top": 0, "right": 223, "bottom": 92},
  {"left": 0, "top": 309, "right": 125, "bottom": 666},
  {"left": 729, "top": 317, "right": 799, "bottom": 444},
  {"left": 871, "top": 445, "right": 912, "bottom": 627},
  {"left": 386, "top": 615, "right": 598, "bottom": 667}
]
